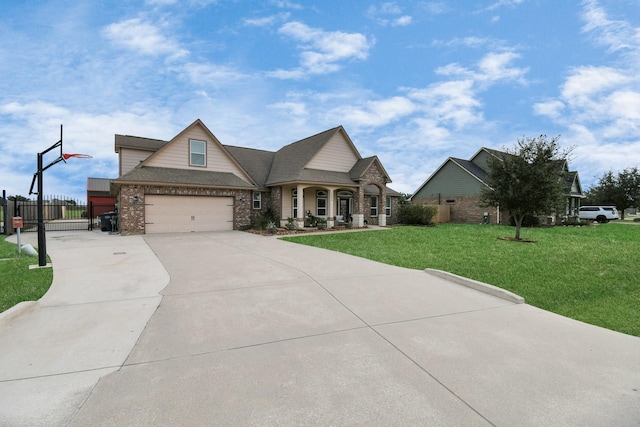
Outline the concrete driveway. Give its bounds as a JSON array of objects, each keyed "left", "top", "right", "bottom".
[{"left": 1, "top": 230, "right": 639, "bottom": 426}]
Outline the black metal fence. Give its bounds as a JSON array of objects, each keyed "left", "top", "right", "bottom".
[{"left": 11, "top": 195, "right": 90, "bottom": 232}]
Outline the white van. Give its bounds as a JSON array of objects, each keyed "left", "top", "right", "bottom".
[{"left": 578, "top": 206, "right": 619, "bottom": 223}]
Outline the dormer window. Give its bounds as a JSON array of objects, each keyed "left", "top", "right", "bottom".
[{"left": 190, "top": 140, "right": 206, "bottom": 166}]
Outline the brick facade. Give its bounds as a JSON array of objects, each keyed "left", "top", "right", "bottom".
[
  {"left": 118, "top": 185, "right": 254, "bottom": 235},
  {"left": 412, "top": 195, "right": 506, "bottom": 224},
  {"left": 358, "top": 160, "right": 398, "bottom": 225}
]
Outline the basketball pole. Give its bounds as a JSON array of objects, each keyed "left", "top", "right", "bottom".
[{"left": 32, "top": 125, "right": 64, "bottom": 267}]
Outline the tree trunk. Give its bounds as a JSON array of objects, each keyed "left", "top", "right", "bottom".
[{"left": 514, "top": 215, "right": 524, "bottom": 240}]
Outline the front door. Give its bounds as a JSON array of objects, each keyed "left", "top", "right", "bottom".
[{"left": 338, "top": 197, "right": 351, "bottom": 219}]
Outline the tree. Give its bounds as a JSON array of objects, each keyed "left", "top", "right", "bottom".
[
  {"left": 480, "top": 135, "right": 571, "bottom": 240},
  {"left": 585, "top": 167, "right": 640, "bottom": 219}
]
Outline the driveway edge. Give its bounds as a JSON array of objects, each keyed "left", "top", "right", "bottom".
[
  {"left": 424, "top": 269, "right": 525, "bottom": 304},
  {"left": 0, "top": 301, "right": 37, "bottom": 329}
]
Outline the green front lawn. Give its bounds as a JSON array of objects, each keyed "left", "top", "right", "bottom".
[
  {"left": 0, "top": 236, "right": 53, "bottom": 313},
  {"left": 283, "top": 223, "right": 640, "bottom": 337}
]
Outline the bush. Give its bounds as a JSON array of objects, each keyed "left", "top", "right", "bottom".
[
  {"left": 398, "top": 203, "right": 437, "bottom": 225},
  {"left": 254, "top": 205, "right": 279, "bottom": 230},
  {"left": 509, "top": 214, "right": 540, "bottom": 227}
]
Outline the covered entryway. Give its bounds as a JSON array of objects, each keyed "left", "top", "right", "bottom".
[{"left": 145, "top": 195, "right": 233, "bottom": 233}]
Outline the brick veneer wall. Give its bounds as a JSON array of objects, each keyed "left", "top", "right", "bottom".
[
  {"left": 358, "top": 160, "right": 397, "bottom": 226},
  {"left": 118, "top": 185, "right": 254, "bottom": 235},
  {"left": 412, "top": 195, "right": 506, "bottom": 224}
]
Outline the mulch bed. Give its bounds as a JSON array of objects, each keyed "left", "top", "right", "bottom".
[
  {"left": 497, "top": 236, "right": 536, "bottom": 243},
  {"left": 246, "top": 225, "right": 362, "bottom": 237}
]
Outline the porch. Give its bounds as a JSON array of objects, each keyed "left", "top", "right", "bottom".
[{"left": 279, "top": 184, "right": 388, "bottom": 229}]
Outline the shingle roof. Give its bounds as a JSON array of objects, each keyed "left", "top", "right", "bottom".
[
  {"left": 350, "top": 157, "right": 375, "bottom": 180},
  {"left": 450, "top": 158, "right": 489, "bottom": 182},
  {"left": 112, "top": 166, "right": 255, "bottom": 189},
  {"left": 266, "top": 127, "right": 342, "bottom": 185},
  {"left": 223, "top": 145, "right": 275, "bottom": 189},
  {"left": 363, "top": 185, "right": 403, "bottom": 196},
  {"left": 115, "top": 135, "right": 166, "bottom": 153}
]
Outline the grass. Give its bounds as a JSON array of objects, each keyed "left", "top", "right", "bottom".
[
  {"left": 0, "top": 235, "right": 53, "bottom": 313},
  {"left": 282, "top": 223, "right": 640, "bottom": 337}
]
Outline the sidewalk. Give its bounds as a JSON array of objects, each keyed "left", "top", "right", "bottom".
[{"left": 0, "top": 230, "right": 169, "bottom": 426}]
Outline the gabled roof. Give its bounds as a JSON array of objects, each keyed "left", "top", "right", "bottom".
[
  {"left": 411, "top": 156, "right": 490, "bottom": 198},
  {"left": 115, "top": 135, "right": 166, "bottom": 153},
  {"left": 112, "top": 121, "right": 399, "bottom": 194},
  {"left": 111, "top": 166, "right": 255, "bottom": 189},
  {"left": 413, "top": 146, "right": 584, "bottom": 199},
  {"left": 266, "top": 126, "right": 358, "bottom": 185},
  {"left": 350, "top": 156, "right": 392, "bottom": 183},
  {"left": 449, "top": 158, "right": 488, "bottom": 183},
  {"left": 139, "top": 119, "right": 257, "bottom": 187}
]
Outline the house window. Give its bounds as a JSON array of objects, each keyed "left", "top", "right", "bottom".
[
  {"left": 190, "top": 140, "right": 206, "bottom": 166},
  {"left": 370, "top": 196, "right": 378, "bottom": 217},
  {"left": 252, "top": 192, "right": 261, "bottom": 209},
  {"left": 316, "top": 190, "right": 327, "bottom": 216},
  {"left": 386, "top": 196, "right": 391, "bottom": 216},
  {"left": 292, "top": 190, "right": 298, "bottom": 218}
]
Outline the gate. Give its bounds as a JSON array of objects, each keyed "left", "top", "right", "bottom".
[{"left": 13, "top": 195, "right": 90, "bottom": 232}]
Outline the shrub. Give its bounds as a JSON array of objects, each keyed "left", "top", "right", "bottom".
[
  {"left": 509, "top": 214, "right": 540, "bottom": 227},
  {"left": 398, "top": 203, "right": 437, "bottom": 225},
  {"left": 254, "top": 205, "right": 279, "bottom": 230}
]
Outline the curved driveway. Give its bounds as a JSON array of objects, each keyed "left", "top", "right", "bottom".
[{"left": 1, "top": 230, "right": 639, "bottom": 426}]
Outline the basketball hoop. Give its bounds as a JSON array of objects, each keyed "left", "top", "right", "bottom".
[{"left": 62, "top": 153, "right": 93, "bottom": 160}]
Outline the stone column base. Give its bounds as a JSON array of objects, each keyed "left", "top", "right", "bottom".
[
  {"left": 378, "top": 214, "right": 387, "bottom": 227},
  {"left": 352, "top": 214, "right": 365, "bottom": 228}
]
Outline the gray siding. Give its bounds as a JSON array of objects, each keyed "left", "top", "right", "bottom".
[
  {"left": 470, "top": 150, "right": 491, "bottom": 171},
  {"left": 413, "top": 161, "right": 485, "bottom": 198}
]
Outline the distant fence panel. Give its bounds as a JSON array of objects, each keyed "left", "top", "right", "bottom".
[
  {"left": 434, "top": 204, "right": 451, "bottom": 223},
  {"left": 14, "top": 195, "right": 89, "bottom": 232}
]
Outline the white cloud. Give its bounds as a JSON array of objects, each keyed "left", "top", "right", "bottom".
[
  {"left": 332, "top": 96, "right": 416, "bottom": 128},
  {"left": 561, "top": 66, "right": 631, "bottom": 100},
  {"left": 270, "top": 21, "right": 373, "bottom": 78},
  {"left": 485, "top": 0, "right": 525, "bottom": 12},
  {"left": 393, "top": 16, "right": 412, "bottom": 27},
  {"left": 367, "top": 2, "right": 413, "bottom": 27},
  {"left": 436, "top": 50, "right": 528, "bottom": 86},
  {"left": 102, "top": 18, "right": 189, "bottom": 60},
  {"left": 581, "top": 0, "right": 640, "bottom": 55},
  {"left": 179, "top": 63, "right": 248, "bottom": 87}
]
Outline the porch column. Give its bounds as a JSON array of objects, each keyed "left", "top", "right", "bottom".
[
  {"left": 378, "top": 188, "right": 387, "bottom": 227},
  {"left": 327, "top": 188, "right": 335, "bottom": 228},
  {"left": 352, "top": 185, "right": 365, "bottom": 227},
  {"left": 296, "top": 184, "right": 304, "bottom": 228}
]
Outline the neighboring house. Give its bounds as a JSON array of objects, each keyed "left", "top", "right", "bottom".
[
  {"left": 87, "top": 177, "right": 116, "bottom": 218},
  {"left": 110, "top": 119, "right": 401, "bottom": 235},
  {"left": 411, "top": 147, "right": 584, "bottom": 224}
]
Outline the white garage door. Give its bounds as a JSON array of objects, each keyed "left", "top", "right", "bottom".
[{"left": 145, "top": 195, "right": 234, "bottom": 233}]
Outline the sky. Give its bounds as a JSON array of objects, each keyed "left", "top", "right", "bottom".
[{"left": 1, "top": 0, "right": 639, "bottom": 202}]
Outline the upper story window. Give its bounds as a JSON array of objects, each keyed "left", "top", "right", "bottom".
[
  {"left": 253, "top": 192, "right": 261, "bottom": 210},
  {"left": 190, "top": 140, "right": 206, "bottom": 167}
]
